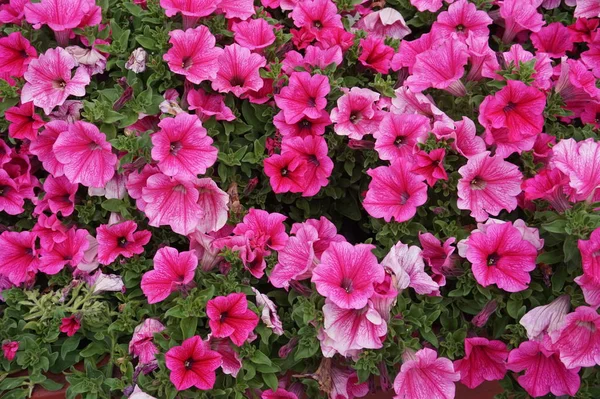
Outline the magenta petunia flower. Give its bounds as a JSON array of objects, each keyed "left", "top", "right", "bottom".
[
  {"left": 0, "top": 0, "right": 28, "bottom": 25},
  {"left": 356, "top": 8, "right": 411, "bottom": 40},
  {"left": 330, "top": 87, "right": 382, "bottom": 139},
  {"left": 160, "top": 0, "right": 218, "bottom": 28},
  {"left": 207, "top": 293, "right": 259, "bottom": 346},
  {"left": 29, "top": 121, "right": 67, "bottom": 177},
  {"left": 263, "top": 152, "right": 307, "bottom": 194},
  {"left": 187, "top": 89, "right": 235, "bottom": 122},
  {"left": 363, "top": 160, "right": 428, "bottom": 223},
  {"left": 382, "top": 241, "right": 439, "bottom": 295},
  {"left": 432, "top": 0, "right": 492, "bottom": 40},
  {"left": 273, "top": 110, "right": 331, "bottom": 138},
  {"left": 218, "top": 0, "right": 255, "bottom": 20},
  {"left": 391, "top": 32, "right": 435, "bottom": 73},
  {"left": 457, "top": 152, "right": 522, "bottom": 222},
  {"left": 97, "top": 221, "right": 152, "bottom": 265},
  {"left": 411, "top": 149, "right": 448, "bottom": 187},
  {"left": 0, "top": 32, "right": 36, "bottom": 80},
  {"left": 0, "top": 170, "right": 28, "bottom": 215},
  {"left": 39, "top": 228, "right": 89, "bottom": 275},
  {"left": 409, "top": 0, "right": 454, "bottom": 12},
  {"left": 575, "top": 273, "right": 600, "bottom": 308},
  {"left": 32, "top": 214, "right": 68, "bottom": 251},
  {"left": 141, "top": 246, "right": 198, "bottom": 304},
  {"left": 290, "top": 0, "right": 343, "bottom": 34},
  {"left": 261, "top": 388, "right": 298, "bottom": 399},
  {"left": 274, "top": 71, "right": 330, "bottom": 125},
  {"left": 22, "top": 48, "right": 90, "bottom": 115},
  {"left": 358, "top": 36, "right": 394, "bottom": 74},
  {"left": 37, "top": 175, "right": 77, "bottom": 217},
  {"left": 499, "top": 0, "right": 545, "bottom": 43},
  {"left": 208, "top": 337, "right": 242, "bottom": 377},
  {"left": 163, "top": 26, "right": 222, "bottom": 85},
  {"left": 282, "top": 45, "right": 342, "bottom": 75},
  {"left": 0, "top": 231, "right": 39, "bottom": 285},
  {"left": 141, "top": 173, "right": 203, "bottom": 235},
  {"left": 507, "top": 340, "right": 580, "bottom": 397},
  {"left": 460, "top": 221, "right": 538, "bottom": 292},
  {"left": 232, "top": 18, "right": 275, "bottom": 51},
  {"left": 393, "top": 348, "right": 460, "bottom": 399},
  {"left": 59, "top": 315, "right": 81, "bottom": 336},
  {"left": 126, "top": 164, "right": 160, "bottom": 212},
  {"left": 419, "top": 232, "right": 456, "bottom": 278},
  {"left": 578, "top": 227, "right": 600, "bottom": 283},
  {"left": 129, "top": 319, "right": 165, "bottom": 365},
  {"left": 293, "top": 217, "right": 345, "bottom": 259},
  {"left": 165, "top": 336, "right": 222, "bottom": 391},
  {"left": 312, "top": 241, "right": 384, "bottom": 310},
  {"left": 151, "top": 113, "right": 217, "bottom": 179},
  {"left": 453, "top": 337, "right": 508, "bottom": 389},
  {"left": 212, "top": 44, "right": 266, "bottom": 98},
  {"left": 2, "top": 341, "right": 18, "bottom": 361},
  {"left": 5, "top": 102, "right": 44, "bottom": 141},
  {"left": 194, "top": 178, "right": 229, "bottom": 234},
  {"left": 269, "top": 224, "right": 319, "bottom": 290},
  {"left": 233, "top": 209, "right": 289, "bottom": 252},
  {"left": 554, "top": 306, "right": 600, "bottom": 368},
  {"left": 551, "top": 138, "right": 600, "bottom": 201},
  {"left": 531, "top": 22, "right": 574, "bottom": 58},
  {"left": 519, "top": 295, "right": 570, "bottom": 341},
  {"left": 321, "top": 300, "right": 387, "bottom": 356},
  {"left": 281, "top": 135, "right": 333, "bottom": 197},
  {"left": 374, "top": 113, "right": 430, "bottom": 161},
  {"left": 53, "top": 121, "right": 117, "bottom": 188}
]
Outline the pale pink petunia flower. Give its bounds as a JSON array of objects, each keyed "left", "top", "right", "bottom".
[
  {"left": 520, "top": 295, "right": 570, "bottom": 341},
  {"left": 454, "top": 337, "right": 508, "bottom": 389},
  {"left": 551, "top": 138, "right": 600, "bottom": 202},
  {"left": 393, "top": 348, "right": 460, "bottom": 399},
  {"left": 207, "top": 292, "right": 259, "bottom": 346},
  {"left": 274, "top": 72, "right": 330, "bottom": 125},
  {"left": 499, "top": 0, "right": 545, "bottom": 43},
  {"left": 409, "top": 0, "right": 454, "bottom": 12},
  {"left": 165, "top": 336, "right": 222, "bottom": 391},
  {"left": 232, "top": 18, "right": 276, "bottom": 52},
  {"left": 194, "top": 178, "right": 229, "bottom": 234},
  {"left": 208, "top": 337, "right": 242, "bottom": 377},
  {"left": 163, "top": 26, "right": 222, "bottom": 85},
  {"left": 251, "top": 288, "right": 284, "bottom": 336},
  {"left": 356, "top": 8, "right": 411, "bottom": 40},
  {"left": 212, "top": 44, "right": 266, "bottom": 98},
  {"left": 374, "top": 113, "right": 430, "bottom": 161},
  {"left": 574, "top": 0, "right": 600, "bottom": 18},
  {"left": 391, "top": 87, "right": 453, "bottom": 127},
  {"left": 330, "top": 88, "right": 382, "bottom": 139},
  {"left": 269, "top": 224, "right": 319, "bottom": 290},
  {"left": 382, "top": 241, "right": 439, "bottom": 295},
  {"left": 554, "top": 306, "right": 600, "bottom": 368},
  {"left": 218, "top": 0, "right": 255, "bottom": 20},
  {"left": 21, "top": 47, "right": 90, "bottom": 115},
  {"left": 65, "top": 45, "right": 106, "bottom": 76},
  {"left": 282, "top": 45, "right": 342, "bottom": 75},
  {"left": 52, "top": 121, "right": 117, "bottom": 188},
  {"left": 141, "top": 247, "right": 198, "bottom": 304},
  {"left": 129, "top": 319, "right": 165, "bottom": 365},
  {"left": 0, "top": 32, "right": 37, "bottom": 80},
  {"left": 0, "top": 231, "right": 39, "bottom": 285},
  {"left": 363, "top": 160, "right": 428, "bottom": 223},
  {"left": 457, "top": 152, "right": 522, "bottom": 222},
  {"left": 24, "top": 0, "right": 99, "bottom": 44}
]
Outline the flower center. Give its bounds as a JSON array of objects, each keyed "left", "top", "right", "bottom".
[
  {"left": 308, "top": 154, "right": 320, "bottom": 166},
  {"left": 230, "top": 75, "right": 245, "bottom": 87},
  {"left": 170, "top": 141, "right": 183, "bottom": 155},
  {"left": 456, "top": 24, "right": 465, "bottom": 31},
  {"left": 118, "top": 237, "right": 128, "bottom": 247},
  {"left": 281, "top": 167, "right": 288, "bottom": 176},
  {"left": 470, "top": 177, "right": 487, "bottom": 190},
  {"left": 503, "top": 102, "right": 517, "bottom": 112},
  {"left": 173, "top": 184, "right": 187, "bottom": 193},
  {"left": 0, "top": 185, "right": 7, "bottom": 196},
  {"left": 299, "top": 120, "right": 312, "bottom": 129},
  {"left": 220, "top": 312, "right": 228, "bottom": 323},
  {"left": 307, "top": 97, "right": 316, "bottom": 107},
  {"left": 341, "top": 277, "right": 354, "bottom": 293},
  {"left": 181, "top": 56, "right": 193, "bottom": 70},
  {"left": 349, "top": 111, "right": 361, "bottom": 124},
  {"left": 576, "top": 321, "right": 597, "bottom": 332},
  {"left": 400, "top": 192, "right": 410, "bottom": 205},
  {"left": 394, "top": 136, "right": 405, "bottom": 147},
  {"left": 53, "top": 78, "right": 67, "bottom": 89},
  {"left": 184, "top": 358, "right": 194, "bottom": 370},
  {"left": 88, "top": 141, "right": 102, "bottom": 151},
  {"left": 487, "top": 253, "right": 500, "bottom": 266},
  {"left": 313, "top": 21, "right": 322, "bottom": 29}
]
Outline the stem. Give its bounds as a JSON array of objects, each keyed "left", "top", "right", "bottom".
[
  {"left": 54, "top": 30, "right": 71, "bottom": 47},
  {"left": 182, "top": 15, "right": 199, "bottom": 30}
]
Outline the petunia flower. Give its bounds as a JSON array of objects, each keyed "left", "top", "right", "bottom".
[
  {"left": 411, "top": 149, "right": 448, "bottom": 187},
  {"left": 382, "top": 241, "right": 439, "bottom": 295},
  {"left": 207, "top": 293, "right": 259, "bottom": 346},
  {"left": 519, "top": 295, "right": 570, "bottom": 341},
  {"left": 129, "top": 319, "right": 165, "bottom": 365},
  {"left": 5, "top": 102, "right": 44, "bottom": 141},
  {"left": 391, "top": 32, "right": 435, "bottom": 73},
  {"left": 53, "top": 121, "right": 117, "bottom": 188},
  {"left": 217, "top": 0, "right": 255, "bottom": 20},
  {"left": 0, "top": 170, "right": 28, "bottom": 215},
  {"left": 163, "top": 27, "right": 222, "bottom": 85},
  {"left": 0, "top": 231, "right": 39, "bottom": 285},
  {"left": 273, "top": 110, "right": 330, "bottom": 138},
  {"left": 165, "top": 336, "right": 222, "bottom": 391},
  {"left": 289, "top": 0, "right": 343, "bottom": 34},
  {"left": 312, "top": 241, "right": 384, "bottom": 310},
  {"left": 282, "top": 45, "right": 342, "bottom": 75},
  {"left": 551, "top": 138, "right": 600, "bottom": 202},
  {"left": 212, "top": 44, "right": 266, "bottom": 98},
  {"left": 356, "top": 8, "right": 411, "bottom": 40},
  {"left": 431, "top": 0, "right": 492, "bottom": 40},
  {"left": 261, "top": 388, "right": 298, "bottom": 399},
  {"left": 187, "top": 89, "right": 235, "bottom": 122},
  {"left": 159, "top": 0, "right": 218, "bottom": 29},
  {"left": 264, "top": 152, "right": 307, "bottom": 194},
  {"left": 269, "top": 224, "right": 319, "bottom": 290},
  {"left": 453, "top": 337, "right": 508, "bottom": 389},
  {"left": 281, "top": 135, "right": 333, "bottom": 196},
  {"left": 419, "top": 232, "right": 456, "bottom": 279},
  {"left": 409, "top": 0, "right": 454, "bottom": 12},
  {"left": 274, "top": 72, "right": 330, "bottom": 125},
  {"left": 554, "top": 306, "right": 600, "bottom": 368},
  {"left": 374, "top": 113, "right": 429, "bottom": 161},
  {"left": 31, "top": 214, "right": 68, "bottom": 251},
  {"left": 21, "top": 47, "right": 90, "bottom": 115},
  {"left": 59, "top": 315, "right": 81, "bottom": 337},
  {"left": 393, "top": 348, "right": 460, "bottom": 399},
  {"left": 1, "top": 341, "right": 18, "bottom": 361},
  {"left": 363, "top": 160, "right": 428, "bottom": 223},
  {"left": 232, "top": 18, "right": 275, "bottom": 52},
  {"left": 0, "top": 0, "right": 28, "bottom": 25},
  {"left": 97, "top": 221, "right": 151, "bottom": 265},
  {"left": 141, "top": 247, "right": 198, "bottom": 304},
  {"left": 574, "top": 273, "right": 600, "bottom": 308},
  {"left": 578, "top": 227, "right": 600, "bottom": 283},
  {"left": 330, "top": 87, "right": 382, "bottom": 139},
  {"left": 0, "top": 32, "right": 36, "bottom": 80},
  {"left": 252, "top": 288, "right": 284, "bottom": 336},
  {"left": 499, "top": 0, "right": 545, "bottom": 43},
  {"left": 36, "top": 175, "right": 76, "bottom": 217},
  {"left": 39, "top": 228, "right": 89, "bottom": 275},
  {"left": 575, "top": 0, "right": 600, "bottom": 18},
  {"left": 531, "top": 22, "right": 574, "bottom": 58},
  {"left": 358, "top": 36, "right": 394, "bottom": 74}
]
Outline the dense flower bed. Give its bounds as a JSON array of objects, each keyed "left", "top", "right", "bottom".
[{"left": 1, "top": 0, "right": 600, "bottom": 398}]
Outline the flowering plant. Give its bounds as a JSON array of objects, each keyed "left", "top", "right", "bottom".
[{"left": 1, "top": 0, "right": 600, "bottom": 398}]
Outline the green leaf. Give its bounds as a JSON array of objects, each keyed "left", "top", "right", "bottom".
[
  {"left": 180, "top": 317, "right": 197, "bottom": 339},
  {"left": 136, "top": 36, "right": 157, "bottom": 50},
  {"left": 262, "top": 373, "right": 279, "bottom": 392},
  {"left": 101, "top": 199, "right": 126, "bottom": 212},
  {"left": 61, "top": 336, "right": 81, "bottom": 360},
  {"left": 0, "top": 377, "right": 27, "bottom": 390},
  {"left": 250, "top": 350, "right": 272, "bottom": 366},
  {"left": 79, "top": 342, "right": 107, "bottom": 358},
  {"left": 541, "top": 219, "right": 567, "bottom": 234},
  {"left": 38, "top": 378, "right": 64, "bottom": 391}
]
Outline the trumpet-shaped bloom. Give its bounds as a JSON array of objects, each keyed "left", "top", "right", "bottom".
[
  {"left": 382, "top": 241, "right": 439, "bottom": 295},
  {"left": 374, "top": 113, "right": 430, "bottom": 161},
  {"left": 274, "top": 72, "right": 330, "bottom": 125},
  {"left": 97, "top": 221, "right": 152, "bottom": 265},
  {"left": 519, "top": 295, "right": 570, "bottom": 341},
  {"left": 141, "top": 247, "right": 198, "bottom": 304},
  {"left": 575, "top": 0, "right": 600, "bottom": 18},
  {"left": 273, "top": 110, "right": 330, "bottom": 138},
  {"left": 212, "top": 44, "right": 266, "bottom": 98},
  {"left": 141, "top": 173, "right": 203, "bottom": 235},
  {"left": 233, "top": 209, "right": 288, "bottom": 252},
  {"left": 358, "top": 36, "right": 394, "bottom": 74},
  {"left": 531, "top": 22, "right": 573, "bottom": 58},
  {"left": 195, "top": 178, "right": 229, "bottom": 234},
  {"left": 0, "top": 0, "right": 28, "bottom": 25},
  {"left": 29, "top": 120, "right": 68, "bottom": 177},
  {"left": 129, "top": 319, "right": 165, "bottom": 365},
  {"left": 151, "top": 113, "right": 217, "bottom": 179},
  {"left": 53, "top": 121, "right": 117, "bottom": 188},
  {"left": 356, "top": 8, "right": 411, "bottom": 40},
  {"left": 209, "top": 337, "right": 242, "bottom": 377},
  {"left": 393, "top": 348, "right": 460, "bottom": 399},
  {"left": 330, "top": 87, "right": 381, "bottom": 139},
  {"left": 187, "top": 89, "right": 235, "bottom": 122},
  {"left": 453, "top": 337, "right": 508, "bottom": 389},
  {"left": 40, "top": 175, "right": 77, "bottom": 217},
  {"left": 270, "top": 224, "right": 319, "bottom": 289},
  {"left": 363, "top": 161, "right": 428, "bottom": 223},
  {"left": 507, "top": 340, "right": 580, "bottom": 397},
  {"left": 411, "top": 149, "right": 448, "bottom": 187},
  {"left": 289, "top": 0, "right": 342, "bottom": 34},
  {"left": 554, "top": 306, "right": 600, "bottom": 368},
  {"left": 457, "top": 152, "right": 522, "bottom": 222},
  {"left": 0, "top": 170, "right": 28, "bottom": 215},
  {"left": 312, "top": 242, "right": 383, "bottom": 310},
  {"left": 21, "top": 47, "right": 90, "bottom": 115},
  {"left": 419, "top": 232, "right": 456, "bottom": 276},
  {"left": 432, "top": 0, "right": 492, "bottom": 40},
  {"left": 0, "top": 32, "right": 36, "bottom": 79},
  {"left": 0, "top": 231, "right": 39, "bottom": 285},
  {"left": 575, "top": 273, "right": 600, "bottom": 308},
  {"left": 160, "top": 0, "right": 218, "bottom": 19},
  {"left": 551, "top": 138, "right": 600, "bottom": 201},
  {"left": 499, "top": 0, "right": 545, "bottom": 43},
  {"left": 5, "top": 102, "right": 44, "bottom": 141},
  {"left": 264, "top": 152, "right": 307, "bottom": 194},
  {"left": 218, "top": 0, "right": 255, "bottom": 20},
  {"left": 281, "top": 135, "right": 333, "bottom": 196},
  {"left": 207, "top": 293, "right": 259, "bottom": 346},
  {"left": 252, "top": 288, "right": 283, "bottom": 335},
  {"left": 165, "top": 336, "right": 222, "bottom": 391},
  {"left": 163, "top": 27, "right": 222, "bottom": 85},
  {"left": 578, "top": 227, "right": 600, "bottom": 282},
  {"left": 24, "top": 0, "right": 97, "bottom": 31},
  {"left": 232, "top": 19, "right": 275, "bottom": 51},
  {"left": 39, "top": 228, "right": 89, "bottom": 275}
]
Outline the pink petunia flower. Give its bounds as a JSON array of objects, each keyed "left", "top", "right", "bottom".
[
  {"left": 32, "top": 213, "right": 67, "bottom": 251},
  {"left": 321, "top": 300, "right": 387, "bottom": 356},
  {"left": 330, "top": 87, "right": 382, "bottom": 139},
  {"left": 290, "top": 0, "right": 342, "bottom": 34},
  {"left": 141, "top": 246, "right": 198, "bottom": 304},
  {"left": 59, "top": 315, "right": 81, "bottom": 336},
  {"left": 208, "top": 337, "right": 242, "bottom": 377},
  {"left": 261, "top": 388, "right": 298, "bottom": 399},
  {"left": 391, "top": 32, "right": 435, "bottom": 73},
  {"left": 21, "top": 47, "right": 90, "bottom": 115},
  {"left": 97, "top": 221, "right": 151, "bottom": 265},
  {"left": 165, "top": 336, "right": 222, "bottom": 391},
  {"left": 523, "top": 168, "right": 571, "bottom": 212},
  {"left": 232, "top": 18, "right": 275, "bottom": 52},
  {"left": 531, "top": 22, "right": 574, "bottom": 58},
  {"left": 273, "top": 110, "right": 330, "bottom": 138},
  {"left": 432, "top": 0, "right": 492, "bottom": 40},
  {"left": 578, "top": 227, "right": 600, "bottom": 283},
  {"left": 0, "top": 170, "right": 29, "bottom": 215},
  {"left": 29, "top": 121, "right": 65, "bottom": 178},
  {"left": 391, "top": 87, "right": 453, "bottom": 127},
  {"left": 212, "top": 44, "right": 266, "bottom": 98},
  {"left": 141, "top": 173, "right": 203, "bottom": 235},
  {"left": 163, "top": 27, "right": 222, "bottom": 85},
  {"left": 281, "top": 135, "right": 333, "bottom": 196},
  {"left": 411, "top": 149, "right": 448, "bottom": 187},
  {"left": 409, "top": 0, "right": 454, "bottom": 12},
  {"left": 575, "top": 273, "right": 600, "bottom": 308},
  {"left": 151, "top": 113, "right": 217, "bottom": 179},
  {"left": 374, "top": 113, "right": 429, "bottom": 161},
  {"left": 356, "top": 8, "right": 411, "bottom": 40},
  {"left": 39, "top": 228, "right": 89, "bottom": 275},
  {"left": 160, "top": 0, "right": 218, "bottom": 28},
  {"left": 419, "top": 232, "right": 456, "bottom": 278},
  {"left": 568, "top": 17, "right": 599, "bottom": 42},
  {"left": 207, "top": 292, "right": 259, "bottom": 346},
  {"left": 282, "top": 45, "right": 342, "bottom": 75},
  {"left": 457, "top": 152, "right": 522, "bottom": 222},
  {"left": 519, "top": 295, "right": 571, "bottom": 341},
  {"left": 551, "top": 138, "right": 600, "bottom": 201},
  {"left": 264, "top": 152, "right": 307, "bottom": 194},
  {"left": 312, "top": 241, "right": 383, "bottom": 309},
  {"left": 269, "top": 224, "right": 319, "bottom": 290},
  {"left": 315, "top": 27, "right": 354, "bottom": 51},
  {"left": 5, "top": 102, "right": 44, "bottom": 141},
  {"left": 217, "top": 0, "right": 255, "bottom": 20},
  {"left": 499, "top": 0, "right": 545, "bottom": 43},
  {"left": 575, "top": 0, "right": 600, "bottom": 18},
  {"left": 454, "top": 337, "right": 508, "bottom": 389},
  {"left": 382, "top": 241, "right": 439, "bottom": 295},
  {"left": 459, "top": 221, "right": 538, "bottom": 292},
  {"left": 0, "top": 0, "right": 28, "bottom": 25},
  {"left": 0, "top": 32, "right": 36, "bottom": 80},
  {"left": 129, "top": 319, "right": 165, "bottom": 365},
  {"left": 274, "top": 72, "right": 330, "bottom": 125},
  {"left": 363, "top": 160, "right": 428, "bottom": 223},
  {"left": 252, "top": 288, "right": 284, "bottom": 336},
  {"left": 38, "top": 175, "right": 77, "bottom": 217},
  {"left": 194, "top": 178, "right": 229, "bottom": 234},
  {"left": 2, "top": 341, "right": 18, "bottom": 361},
  {"left": 554, "top": 306, "right": 600, "bottom": 368},
  {"left": 507, "top": 340, "right": 580, "bottom": 397},
  {"left": 53, "top": 121, "right": 117, "bottom": 188},
  {"left": 187, "top": 89, "right": 235, "bottom": 122},
  {"left": 358, "top": 36, "right": 394, "bottom": 74},
  {"left": 0, "top": 231, "right": 39, "bottom": 285},
  {"left": 393, "top": 348, "right": 460, "bottom": 399}
]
